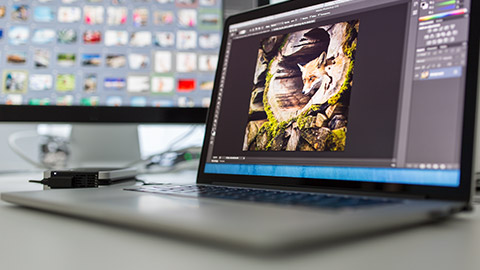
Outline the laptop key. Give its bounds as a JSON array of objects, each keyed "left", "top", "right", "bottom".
[{"left": 126, "top": 185, "right": 399, "bottom": 210}]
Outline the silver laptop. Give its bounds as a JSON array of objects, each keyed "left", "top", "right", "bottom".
[{"left": 2, "top": 0, "right": 479, "bottom": 251}]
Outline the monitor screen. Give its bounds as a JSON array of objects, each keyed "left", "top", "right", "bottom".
[
  {"left": 0, "top": 0, "right": 222, "bottom": 123},
  {"left": 202, "top": 0, "right": 477, "bottom": 188}
]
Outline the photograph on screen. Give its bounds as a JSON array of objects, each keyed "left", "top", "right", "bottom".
[
  {"left": 106, "top": 54, "right": 126, "bottom": 68},
  {"left": 7, "top": 95, "right": 23, "bottom": 105},
  {"left": 83, "top": 30, "right": 102, "bottom": 44},
  {"left": 6, "top": 52, "right": 27, "bottom": 65},
  {"left": 56, "top": 74, "right": 75, "bottom": 91},
  {"left": 130, "top": 31, "right": 152, "bottom": 47},
  {"left": 34, "top": 49, "right": 50, "bottom": 69},
  {"left": 154, "top": 51, "right": 172, "bottom": 73},
  {"left": 127, "top": 75, "right": 150, "bottom": 93},
  {"left": 198, "top": 55, "right": 218, "bottom": 72},
  {"left": 176, "top": 0, "right": 198, "bottom": 8},
  {"left": 242, "top": 20, "right": 359, "bottom": 152},
  {"left": 176, "top": 53, "right": 197, "bottom": 73},
  {"left": 105, "top": 30, "right": 128, "bottom": 46},
  {"left": 32, "top": 29, "right": 56, "bottom": 44},
  {"left": 177, "top": 30, "right": 197, "bottom": 49},
  {"left": 81, "top": 96, "right": 99, "bottom": 106},
  {"left": 129, "top": 53, "right": 150, "bottom": 70},
  {"left": 199, "top": 33, "right": 220, "bottom": 49},
  {"left": 131, "top": 96, "right": 147, "bottom": 107},
  {"left": 3, "top": 70, "right": 28, "bottom": 93},
  {"left": 107, "top": 7, "right": 127, "bottom": 25},
  {"left": 8, "top": 26, "right": 29, "bottom": 45},
  {"left": 104, "top": 77, "right": 126, "bottom": 90},
  {"left": 57, "top": 53, "right": 76, "bottom": 67},
  {"left": 56, "top": 95, "right": 73, "bottom": 106},
  {"left": 12, "top": 5, "right": 29, "bottom": 21},
  {"left": 133, "top": 8, "right": 149, "bottom": 27},
  {"left": 83, "top": 74, "right": 97, "bottom": 93},
  {"left": 30, "top": 74, "right": 53, "bottom": 91},
  {"left": 0, "top": 6, "right": 5, "bottom": 18},
  {"left": 34, "top": 6, "right": 55, "bottom": 22},
  {"left": 151, "top": 76, "right": 175, "bottom": 94},
  {"left": 178, "top": 9, "right": 197, "bottom": 27},
  {"left": 57, "top": 29, "right": 77, "bottom": 44},
  {"left": 58, "top": 7, "right": 81, "bottom": 23},
  {"left": 84, "top": 6, "right": 104, "bottom": 25},
  {"left": 154, "top": 11, "right": 174, "bottom": 25},
  {"left": 154, "top": 32, "right": 175, "bottom": 48},
  {"left": 81, "top": 54, "right": 102, "bottom": 67}
]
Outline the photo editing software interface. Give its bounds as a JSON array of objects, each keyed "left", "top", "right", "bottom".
[
  {"left": 204, "top": 0, "right": 472, "bottom": 187},
  {"left": 0, "top": 0, "right": 221, "bottom": 108}
]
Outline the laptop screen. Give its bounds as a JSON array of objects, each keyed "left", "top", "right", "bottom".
[{"left": 203, "top": 0, "right": 474, "bottom": 188}]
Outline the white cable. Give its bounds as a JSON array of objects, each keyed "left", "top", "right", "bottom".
[{"left": 7, "top": 130, "right": 48, "bottom": 169}]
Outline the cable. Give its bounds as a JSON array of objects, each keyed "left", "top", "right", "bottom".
[
  {"left": 123, "top": 125, "right": 200, "bottom": 169},
  {"left": 8, "top": 130, "right": 49, "bottom": 169}
]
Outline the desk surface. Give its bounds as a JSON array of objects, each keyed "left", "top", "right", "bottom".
[{"left": 1, "top": 171, "right": 479, "bottom": 270}]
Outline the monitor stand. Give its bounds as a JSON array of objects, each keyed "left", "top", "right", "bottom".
[{"left": 68, "top": 124, "right": 141, "bottom": 168}]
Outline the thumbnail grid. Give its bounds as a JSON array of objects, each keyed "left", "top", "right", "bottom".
[{"left": 0, "top": 0, "right": 221, "bottom": 108}]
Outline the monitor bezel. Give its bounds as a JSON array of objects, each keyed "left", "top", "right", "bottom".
[
  {"left": 0, "top": 105, "right": 208, "bottom": 123},
  {"left": 197, "top": 0, "right": 480, "bottom": 202}
]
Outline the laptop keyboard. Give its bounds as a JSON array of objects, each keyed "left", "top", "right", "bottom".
[{"left": 126, "top": 184, "right": 399, "bottom": 210}]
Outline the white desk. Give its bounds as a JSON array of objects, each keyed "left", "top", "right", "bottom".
[{"left": 1, "top": 171, "right": 480, "bottom": 270}]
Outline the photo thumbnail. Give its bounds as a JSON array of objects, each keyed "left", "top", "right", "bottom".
[
  {"left": 176, "top": 53, "right": 196, "bottom": 73},
  {"left": 30, "top": 74, "right": 53, "bottom": 91},
  {"left": 6, "top": 52, "right": 27, "bottom": 65},
  {"left": 127, "top": 75, "right": 150, "bottom": 93},
  {"left": 83, "top": 74, "right": 97, "bottom": 92},
  {"left": 58, "top": 29, "right": 78, "bottom": 44},
  {"left": 128, "top": 53, "right": 149, "bottom": 70},
  {"left": 56, "top": 74, "right": 75, "bottom": 91},
  {"left": 0, "top": 6, "right": 5, "bottom": 19},
  {"left": 154, "top": 51, "right": 172, "bottom": 73},
  {"left": 242, "top": 20, "right": 359, "bottom": 152},
  {"left": 83, "top": 30, "right": 102, "bottom": 44},
  {"left": 177, "top": 30, "right": 197, "bottom": 49},
  {"left": 32, "top": 29, "right": 56, "bottom": 44},
  {"left": 198, "top": 55, "right": 218, "bottom": 72},
  {"left": 178, "top": 9, "right": 196, "bottom": 27},
  {"left": 82, "top": 54, "right": 102, "bottom": 67},
  {"left": 3, "top": 70, "right": 28, "bottom": 93},
  {"left": 154, "top": 32, "right": 175, "bottom": 47},
  {"left": 104, "top": 77, "right": 126, "bottom": 90},
  {"left": 106, "top": 54, "right": 126, "bottom": 68},
  {"left": 34, "top": 6, "right": 55, "bottom": 22},
  {"left": 107, "top": 7, "right": 127, "bottom": 25},
  {"left": 154, "top": 11, "right": 174, "bottom": 25},
  {"left": 57, "top": 53, "right": 76, "bottom": 67},
  {"left": 151, "top": 76, "right": 174, "bottom": 93},
  {"left": 199, "top": 33, "right": 220, "bottom": 49},
  {"left": 12, "top": 5, "right": 29, "bottom": 21},
  {"left": 105, "top": 30, "right": 128, "bottom": 46},
  {"left": 34, "top": 49, "right": 51, "bottom": 68},
  {"left": 58, "top": 7, "right": 81, "bottom": 23},
  {"left": 8, "top": 26, "right": 29, "bottom": 45},
  {"left": 84, "top": 6, "right": 105, "bottom": 25},
  {"left": 130, "top": 31, "right": 152, "bottom": 47},
  {"left": 133, "top": 8, "right": 149, "bottom": 27}
]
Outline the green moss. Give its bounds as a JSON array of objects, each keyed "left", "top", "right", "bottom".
[{"left": 326, "top": 128, "right": 346, "bottom": 151}]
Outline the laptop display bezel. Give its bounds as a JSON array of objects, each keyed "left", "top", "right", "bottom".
[{"left": 197, "top": 0, "right": 480, "bottom": 202}]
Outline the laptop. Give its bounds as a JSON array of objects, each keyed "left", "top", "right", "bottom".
[{"left": 2, "top": 0, "right": 479, "bottom": 251}]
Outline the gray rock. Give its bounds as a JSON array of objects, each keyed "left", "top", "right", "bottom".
[
  {"left": 328, "top": 115, "right": 347, "bottom": 130},
  {"left": 300, "top": 127, "right": 331, "bottom": 151}
]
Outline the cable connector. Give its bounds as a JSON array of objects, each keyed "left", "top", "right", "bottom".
[{"left": 29, "top": 176, "right": 98, "bottom": 189}]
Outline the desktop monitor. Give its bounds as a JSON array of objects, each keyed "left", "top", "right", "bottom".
[{"left": 0, "top": 0, "right": 223, "bottom": 167}]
